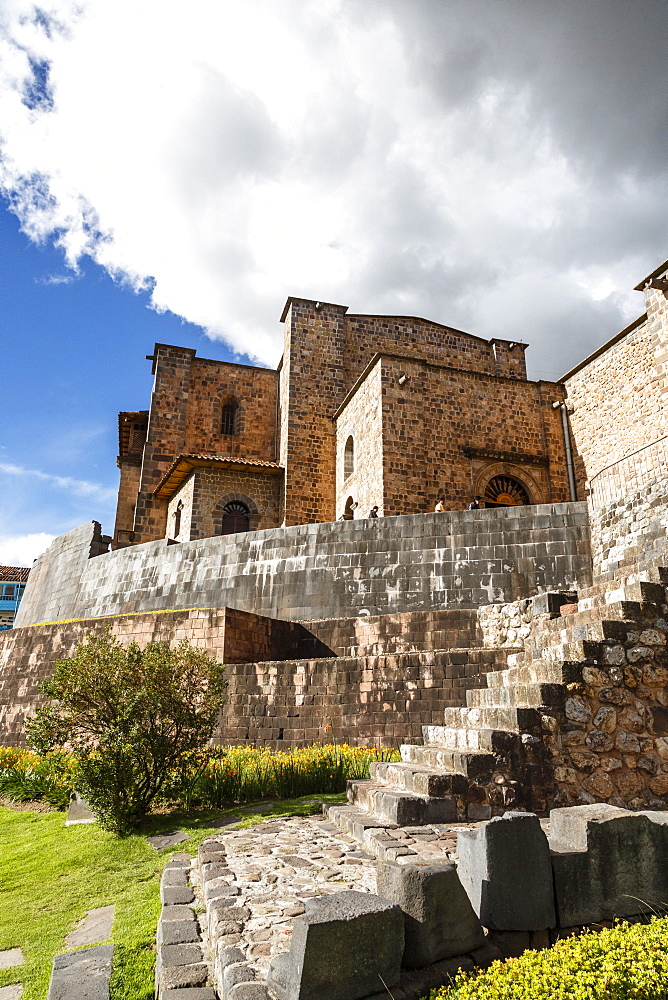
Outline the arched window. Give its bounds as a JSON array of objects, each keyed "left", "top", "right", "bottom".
[
  {"left": 484, "top": 475, "right": 531, "bottom": 507},
  {"left": 221, "top": 400, "right": 238, "bottom": 436},
  {"left": 221, "top": 501, "right": 250, "bottom": 535},
  {"left": 344, "top": 435, "right": 354, "bottom": 479},
  {"left": 173, "top": 500, "right": 183, "bottom": 538}
]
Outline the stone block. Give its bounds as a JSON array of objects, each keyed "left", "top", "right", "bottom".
[
  {"left": 223, "top": 961, "right": 255, "bottom": 999},
  {"left": 162, "top": 905, "right": 196, "bottom": 923},
  {"left": 266, "top": 890, "right": 403, "bottom": 1000},
  {"left": 158, "top": 919, "right": 200, "bottom": 946},
  {"left": 162, "top": 886, "right": 195, "bottom": 905},
  {"left": 65, "top": 792, "right": 96, "bottom": 826},
  {"left": 158, "top": 943, "right": 203, "bottom": 968},
  {"left": 376, "top": 860, "right": 484, "bottom": 967},
  {"left": 162, "top": 991, "right": 217, "bottom": 1000},
  {"left": 65, "top": 906, "right": 114, "bottom": 949},
  {"left": 0, "top": 949, "right": 23, "bottom": 970},
  {"left": 47, "top": 944, "right": 113, "bottom": 1000},
  {"left": 162, "top": 868, "right": 188, "bottom": 887},
  {"left": 549, "top": 804, "right": 668, "bottom": 927},
  {"left": 457, "top": 813, "right": 555, "bottom": 930},
  {"left": 159, "top": 963, "right": 208, "bottom": 991}
]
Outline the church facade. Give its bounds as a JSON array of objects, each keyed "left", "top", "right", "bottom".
[{"left": 113, "top": 297, "right": 577, "bottom": 548}]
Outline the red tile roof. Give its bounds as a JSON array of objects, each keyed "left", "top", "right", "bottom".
[
  {"left": 0, "top": 566, "right": 30, "bottom": 583},
  {"left": 153, "top": 454, "right": 283, "bottom": 498}
]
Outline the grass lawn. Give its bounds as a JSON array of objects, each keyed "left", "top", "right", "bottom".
[{"left": 0, "top": 794, "right": 345, "bottom": 999}]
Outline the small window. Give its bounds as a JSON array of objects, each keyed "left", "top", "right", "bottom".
[
  {"left": 173, "top": 500, "right": 183, "bottom": 538},
  {"left": 221, "top": 401, "right": 238, "bottom": 436},
  {"left": 344, "top": 436, "right": 354, "bottom": 478}
]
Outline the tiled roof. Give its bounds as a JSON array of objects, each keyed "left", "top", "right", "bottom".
[
  {"left": 154, "top": 454, "right": 283, "bottom": 498},
  {"left": 180, "top": 453, "right": 280, "bottom": 468},
  {"left": 0, "top": 565, "right": 30, "bottom": 582}
]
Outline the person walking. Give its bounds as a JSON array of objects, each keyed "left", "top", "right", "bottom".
[{"left": 434, "top": 497, "right": 445, "bottom": 512}]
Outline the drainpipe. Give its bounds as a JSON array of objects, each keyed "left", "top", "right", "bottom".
[{"left": 553, "top": 401, "right": 577, "bottom": 501}]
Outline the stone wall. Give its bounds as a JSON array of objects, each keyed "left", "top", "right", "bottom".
[
  {"left": 378, "top": 355, "right": 570, "bottom": 516},
  {"left": 168, "top": 465, "right": 283, "bottom": 540},
  {"left": 15, "top": 505, "right": 592, "bottom": 628},
  {"left": 218, "top": 647, "right": 509, "bottom": 749},
  {"left": 0, "top": 607, "right": 331, "bottom": 746},
  {"left": 131, "top": 345, "right": 278, "bottom": 544},
  {"left": 335, "top": 359, "right": 384, "bottom": 519},
  {"left": 564, "top": 272, "right": 668, "bottom": 582},
  {"left": 0, "top": 604, "right": 507, "bottom": 748}
]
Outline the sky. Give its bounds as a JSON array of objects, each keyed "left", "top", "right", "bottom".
[{"left": 0, "top": 0, "right": 666, "bottom": 566}]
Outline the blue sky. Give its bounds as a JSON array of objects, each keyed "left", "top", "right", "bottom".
[
  {"left": 0, "top": 197, "right": 243, "bottom": 564},
  {"left": 0, "top": 0, "right": 666, "bottom": 565}
]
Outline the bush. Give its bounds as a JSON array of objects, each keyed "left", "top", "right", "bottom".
[
  {"left": 430, "top": 917, "right": 668, "bottom": 999},
  {"left": 26, "top": 632, "right": 227, "bottom": 834}
]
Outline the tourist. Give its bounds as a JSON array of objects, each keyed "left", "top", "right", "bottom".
[
  {"left": 341, "top": 498, "right": 358, "bottom": 520},
  {"left": 368, "top": 505, "right": 379, "bottom": 518},
  {"left": 468, "top": 495, "right": 483, "bottom": 509},
  {"left": 434, "top": 497, "right": 445, "bottom": 512}
]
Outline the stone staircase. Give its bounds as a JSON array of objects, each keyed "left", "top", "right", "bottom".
[{"left": 327, "top": 578, "right": 668, "bottom": 853}]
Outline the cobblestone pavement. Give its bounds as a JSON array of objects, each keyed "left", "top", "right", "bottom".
[{"left": 193, "top": 812, "right": 482, "bottom": 976}]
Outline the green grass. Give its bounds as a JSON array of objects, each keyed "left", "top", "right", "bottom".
[{"left": 0, "top": 794, "right": 345, "bottom": 999}]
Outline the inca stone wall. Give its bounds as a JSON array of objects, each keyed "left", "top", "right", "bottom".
[
  {"left": 565, "top": 274, "right": 668, "bottom": 582},
  {"left": 0, "top": 607, "right": 331, "bottom": 746},
  {"left": 0, "top": 606, "right": 507, "bottom": 748},
  {"left": 14, "top": 504, "right": 592, "bottom": 629}
]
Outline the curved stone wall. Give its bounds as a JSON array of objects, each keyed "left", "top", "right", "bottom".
[{"left": 16, "top": 503, "right": 592, "bottom": 628}]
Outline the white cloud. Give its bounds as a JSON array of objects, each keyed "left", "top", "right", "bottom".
[
  {"left": 0, "top": 462, "right": 117, "bottom": 505},
  {"left": 0, "top": 0, "right": 665, "bottom": 374},
  {"left": 0, "top": 532, "right": 55, "bottom": 566}
]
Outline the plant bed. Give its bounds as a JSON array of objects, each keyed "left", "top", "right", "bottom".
[{"left": 429, "top": 917, "right": 668, "bottom": 1000}]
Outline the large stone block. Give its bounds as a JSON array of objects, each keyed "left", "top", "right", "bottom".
[
  {"left": 549, "top": 804, "right": 668, "bottom": 927},
  {"left": 266, "top": 891, "right": 403, "bottom": 1000},
  {"left": 457, "top": 813, "right": 555, "bottom": 931},
  {"left": 376, "top": 860, "right": 484, "bottom": 967}
]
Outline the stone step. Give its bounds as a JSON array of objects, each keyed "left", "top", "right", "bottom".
[
  {"left": 530, "top": 639, "right": 603, "bottom": 664},
  {"left": 346, "top": 780, "right": 460, "bottom": 826},
  {"left": 399, "top": 743, "right": 503, "bottom": 778},
  {"left": 369, "top": 760, "right": 470, "bottom": 796},
  {"left": 441, "top": 705, "right": 542, "bottom": 734},
  {"left": 421, "top": 725, "right": 520, "bottom": 753},
  {"left": 466, "top": 681, "right": 565, "bottom": 710},
  {"left": 484, "top": 661, "right": 584, "bottom": 688},
  {"left": 539, "top": 617, "right": 632, "bottom": 645},
  {"left": 325, "top": 802, "right": 399, "bottom": 843}
]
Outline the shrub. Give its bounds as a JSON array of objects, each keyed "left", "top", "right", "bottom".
[
  {"left": 26, "top": 631, "right": 227, "bottom": 834},
  {"left": 430, "top": 917, "right": 668, "bottom": 999},
  {"left": 0, "top": 747, "right": 73, "bottom": 807}
]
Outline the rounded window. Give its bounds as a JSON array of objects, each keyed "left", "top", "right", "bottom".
[
  {"left": 221, "top": 501, "right": 250, "bottom": 534},
  {"left": 344, "top": 436, "right": 354, "bottom": 479},
  {"left": 484, "top": 475, "right": 531, "bottom": 507}
]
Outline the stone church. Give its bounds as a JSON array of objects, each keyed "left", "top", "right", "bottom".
[{"left": 113, "top": 297, "right": 575, "bottom": 548}]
